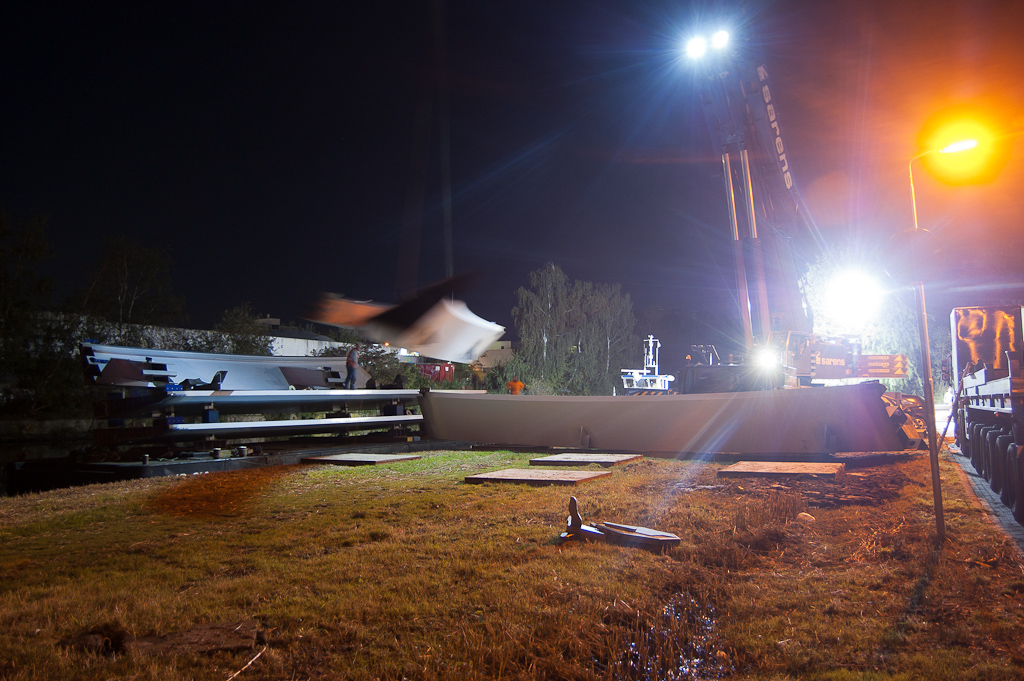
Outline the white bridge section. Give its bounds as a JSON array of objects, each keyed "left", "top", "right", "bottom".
[
  {"left": 81, "top": 343, "right": 370, "bottom": 391},
  {"left": 80, "top": 343, "right": 453, "bottom": 445},
  {"left": 165, "top": 414, "right": 423, "bottom": 440}
]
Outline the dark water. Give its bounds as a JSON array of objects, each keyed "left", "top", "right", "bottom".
[
  {"left": 0, "top": 440, "right": 87, "bottom": 496},
  {"left": 602, "top": 593, "right": 735, "bottom": 680}
]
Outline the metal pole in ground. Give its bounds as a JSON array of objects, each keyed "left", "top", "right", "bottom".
[
  {"left": 914, "top": 280, "right": 945, "bottom": 542},
  {"left": 908, "top": 154, "right": 945, "bottom": 543}
]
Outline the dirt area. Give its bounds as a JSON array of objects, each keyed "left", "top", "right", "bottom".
[
  {"left": 146, "top": 466, "right": 293, "bottom": 518},
  {"left": 673, "top": 462, "right": 914, "bottom": 510},
  {"left": 722, "top": 465, "right": 913, "bottom": 508},
  {"left": 60, "top": 620, "right": 261, "bottom": 656}
]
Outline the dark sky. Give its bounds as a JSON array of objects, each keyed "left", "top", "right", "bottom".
[{"left": 2, "top": 0, "right": 1023, "bottom": 365}]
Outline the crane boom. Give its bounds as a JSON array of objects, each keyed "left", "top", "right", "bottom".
[
  {"left": 688, "top": 34, "right": 906, "bottom": 386},
  {"left": 695, "top": 47, "right": 812, "bottom": 344}
]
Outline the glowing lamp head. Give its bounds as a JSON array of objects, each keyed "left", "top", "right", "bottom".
[
  {"left": 754, "top": 347, "right": 778, "bottom": 369},
  {"left": 685, "top": 29, "right": 729, "bottom": 59},
  {"left": 920, "top": 115, "right": 1000, "bottom": 184},
  {"left": 939, "top": 139, "right": 978, "bottom": 154},
  {"left": 824, "top": 270, "right": 884, "bottom": 333},
  {"left": 685, "top": 36, "right": 707, "bottom": 59}
]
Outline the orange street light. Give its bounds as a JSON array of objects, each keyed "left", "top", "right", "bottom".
[
  {"left": 939, "top": 139, "right": 978, "bottom": 153},
  {"left": 920, "top": 115, "right": 1014, "bottom": 184}
]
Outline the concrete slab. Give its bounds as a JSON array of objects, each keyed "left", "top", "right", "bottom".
[
  {"left": 301, "top": 453, "right": 422, "bottom": 466},
  {"left": 717, "top": 461, "right": 845, "bottom": 479},
  {"left": 530, "top": 453, "right": 642, "bottom": 467},
  {"left": 464, "top": 468, "right": 612, "bottom": 486}
]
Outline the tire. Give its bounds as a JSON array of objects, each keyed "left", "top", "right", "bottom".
[
  {"left": 970, "top": 422, "right": 985, "bottom": 472},
  {"left": 979, "top": 426, "right": 998, "bottom": 480},
  {"left": 1011, "top": 445, "right": 1024, "bottom": 524},
  {"left": 1003, "top": 442, "right": 1018, "bottom": 508},
  {"left": 966, "top": 420, "right": 975, "bottom": 467},
  {"left": 986, "top": 428, "right": 1004, "bottom": 487},
  {"left": 994, "top": 433, "right": 1013, "bottom": 495}
]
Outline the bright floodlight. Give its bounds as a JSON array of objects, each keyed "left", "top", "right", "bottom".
[
  {"left": 754, "top": 347, "right": 777, "bottom": 368},
  {"left": 939, "top": 139, "right": 978, "bottom": 154},
  {"left": 825, "top": 270, "right": 884, "bottom": 333},
  {"left": 711, "top": 30, "right": 729, "bottom": 49},
  {"left": 686, "top": 36, "right": 707, "bottom": 59}
]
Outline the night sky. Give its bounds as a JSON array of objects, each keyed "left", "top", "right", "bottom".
[{"left": 2, "top": 0, "right": 1022, "bottom": 367}]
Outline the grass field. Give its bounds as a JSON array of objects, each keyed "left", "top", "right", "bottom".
[{"left": 1, "top": 447, "right": 1023, "bottom": 680}]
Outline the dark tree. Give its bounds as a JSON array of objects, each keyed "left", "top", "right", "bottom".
[
  {"left": 513, "top": 263, "right": 638, "bottom": 395},
  {"left": 74, "top": 236, "right": 186, "bottom": 327},
  {"left": 215, "top": 303, "right": 274, "bottom": 355},
  {"left": 0, "top": 210, "right": 52, "bottom": 363},
  {"left": 0, "top": 211, "right": 92, "bottom": 415}
]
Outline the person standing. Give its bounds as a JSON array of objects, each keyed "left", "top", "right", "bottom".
[
  {"left": 344, "top": 345, "right": 360, "bottom": 389},
  {"left": 506, "top": 375, "right": 525, "bottom": 395},
  {"left": 470, "top": 362, "right": 486, "bottom": 390}
]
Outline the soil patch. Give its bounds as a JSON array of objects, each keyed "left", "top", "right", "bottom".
[
  {"left": 147, "top": 466, "right": 293, "bottom": 517},
  {"left": 59, "top": 620, "right": 260, "bottom": 656},
  {"left": 681, "top": 464, "right": 912, "bottom": 508},
  {"left": 134, "top": 619, "right": 260, "bottom": 655}
]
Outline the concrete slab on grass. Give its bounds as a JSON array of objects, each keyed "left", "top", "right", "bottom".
[
  {"left": 465, "top": 468, "right": 611, "bottom": 486},
  {"left": 530, "top": 453, "right": 642, "bottom": 467},
  {"left": 302, "top": 453, "right": 422, "bottom": 466},
  {"left": 717, "top": 461, "right": 845, "bottom": 479}
]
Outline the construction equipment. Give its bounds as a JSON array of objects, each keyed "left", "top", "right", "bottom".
[
  {"left": 620, "top": 335, "right": 676, "bottom": 394},
  {"left": 691, "top": 31, "right": 810, "bottom": 348},
  {"left": 689, "top": 31, "right": 909, "bottom": 384},
  {"left": 769, "top": 331, "right": 908, "bottom": 387}
]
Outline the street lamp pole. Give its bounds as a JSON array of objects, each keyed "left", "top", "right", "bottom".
[{"left": 908, "top": 152, "right": 945, "bottom": 544}]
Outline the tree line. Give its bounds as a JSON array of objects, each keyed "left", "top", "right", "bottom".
[{"left": 489, "top": 263, "right": 640, "bottom": 396}]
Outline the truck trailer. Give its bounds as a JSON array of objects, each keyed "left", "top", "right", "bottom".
[{"left": 952, "top": 306, "right": 1024, "bottom": 523}]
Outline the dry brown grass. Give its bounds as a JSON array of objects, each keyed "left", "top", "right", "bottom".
[{"left": 0, "top": 448, "right": 1022, "bottom": 680}]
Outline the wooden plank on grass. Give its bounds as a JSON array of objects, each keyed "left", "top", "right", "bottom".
[
  {"left": 464, "top": 468, "right": 611, "bottom": 486},
  {"left": 717, "top": 461, "right": 845, "bottom": 479},
  {"left": 301, "top": 453, "right": 422, "bottom": 466},
  {"left": 530, "top": 453, "right": 642, "bottom": 467}
]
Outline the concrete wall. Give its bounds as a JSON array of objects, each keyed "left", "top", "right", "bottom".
[
  {"left": 477, "top": 343, "right": 515, "bottom": 369},
  {"left": 270, "top": 337, "right": 344, "bottom": 357}
]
